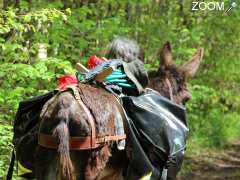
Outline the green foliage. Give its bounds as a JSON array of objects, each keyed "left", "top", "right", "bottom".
[
  {"left": 0, "top": 0, "right": 239, "bottom": 178},
  {"left": 0, "top": 8, "right": 74, "bottom": 178},
  {"left": 0, "top": 8, "right": 68, "bottom": 63},
  {"left": 0, "top": 58, "right": 74, "bottom": 120},
  {"left": 187, "top": 84, "right": 240, "bottom": 147},
  {"left": 0, "top": 124, "right": 13, "bottom": 178}
]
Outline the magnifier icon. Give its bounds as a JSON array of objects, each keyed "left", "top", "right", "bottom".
[{"left": 225, "top": 1, "right": 237, "bottom": 13}]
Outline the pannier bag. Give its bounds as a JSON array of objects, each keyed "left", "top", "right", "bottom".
[
  {"left": 7, "top": 90, "right": 57, "bottom": 179},
  {"left": 121, "top": 89, "right": 189, "bottom": 180}
]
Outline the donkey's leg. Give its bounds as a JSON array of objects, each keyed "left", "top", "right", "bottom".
[
  {"left": 98, "top": 166, "right": 124, "bottom": 180},
  {"left": 35, "top": 147, "right": 58, "bottom": 180},
  {"left": 70, "top": 151, "right": 90, "bottom": 180},
  {"left": 98, "top": 149, "right": 126, "bottom": 180}
]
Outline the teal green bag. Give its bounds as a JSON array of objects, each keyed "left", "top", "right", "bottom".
[{"left": 105, "top": 69, "right": 136, "bottom": 88}]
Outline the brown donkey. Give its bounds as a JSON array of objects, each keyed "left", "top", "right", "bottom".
[{"left": 35, "top": 41, "right": 203, "bottom": 180}]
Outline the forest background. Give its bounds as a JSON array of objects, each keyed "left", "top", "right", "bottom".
[{"left": 0, "top": 0, "right": 239, "bottom": 178}]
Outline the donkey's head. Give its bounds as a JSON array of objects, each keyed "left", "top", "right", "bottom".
[{"left": 148, "top": 42, "right": 204, "bottom": 105}]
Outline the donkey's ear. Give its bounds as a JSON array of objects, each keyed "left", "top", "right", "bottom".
[
  {"left": 181, "top": 48, "right": 204, "bottom": 79},
  {"left": 159, "top": 41, "right": 172, "bottom": 67}
]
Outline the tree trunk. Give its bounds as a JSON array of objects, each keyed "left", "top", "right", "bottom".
[
  {"left": 28, "top": 0, "right": 32, "bottom": 10},
  {"left": 178, "top": 0, "right": 187, "bottom": 25},
  {"left": 125, "top": 2, "right": 132, "bottom": 22},
  {"left": 134, "top": 2, "right": 142, "bottom": 40},
  {"left": 73, "top": 0, "right": 80, "bottom": 8},
  {"left": 0, "top": 0, "right": 3, "bottom": 9},
  {"left": 14, "top": 0, "right": 20, "bottom": 8},
  {"left": 62, "top": 0, "right": 68, "bottom": 9},
  {"left": 3, "top": 0, "right": 10, "bottom": 9}
]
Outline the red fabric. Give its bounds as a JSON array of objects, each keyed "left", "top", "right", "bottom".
[
  {"left": 88, "top": 55, "right": 105, "bottom": 69},
  {"left": 58, "top": 75, "right": 78, "bottom": 90},
  {"left": 58, "top": 55, "right": 106, "bottom": 90}
]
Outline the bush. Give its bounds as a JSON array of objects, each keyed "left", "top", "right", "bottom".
[
  {"left": 187, "top": 84, "right": 240, "bottom": 147},
  {"left": 0, "top": 0, "right": 239, "bottom": 178}
]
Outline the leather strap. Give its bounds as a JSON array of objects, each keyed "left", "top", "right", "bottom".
[
  {"left": 38, "top": 85, "right": 126, "bottom": 150},
  {"left": 6, "top": 150, "right": 15, "bottom": 180},
  {"left": 70, "top": 85, "right": 96, "bottom": 148},
  {"left": 38, "top": 133, "right": 126, "bottom": 150}
]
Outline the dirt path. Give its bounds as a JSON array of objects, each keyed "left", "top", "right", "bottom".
[{"left": 178, "top": 141, "right": 240, "bottom": 180}]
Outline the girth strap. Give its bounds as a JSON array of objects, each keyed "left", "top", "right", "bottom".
[
  {"left": 38, "top": 85, "right": 126, "bottom": 150},
  {"left": 38, "top": 133, "right": 126, "bottom": 150}
]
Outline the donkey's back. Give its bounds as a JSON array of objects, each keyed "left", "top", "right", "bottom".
[{"left": 36, "top": 83, "right": 126, "bottom": 180}]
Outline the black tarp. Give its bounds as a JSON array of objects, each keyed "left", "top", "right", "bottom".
[
  {"left": 8, "top": 90, "right": 57, "bottom": 178},
  {"left": 122, "top": 89, "right": 188, "bottom": 180}
]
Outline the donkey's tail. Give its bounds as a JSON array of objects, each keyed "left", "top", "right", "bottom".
[{"left": 53, "top": 121, "right": 75, "bottom": 180}]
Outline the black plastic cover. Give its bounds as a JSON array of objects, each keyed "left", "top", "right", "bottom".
[
  {"left": 122, "top": 89, "right": 189, "bottom": 180},
  {"left": 12, "top": 90, "right": 57, "bottom": 177}
]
